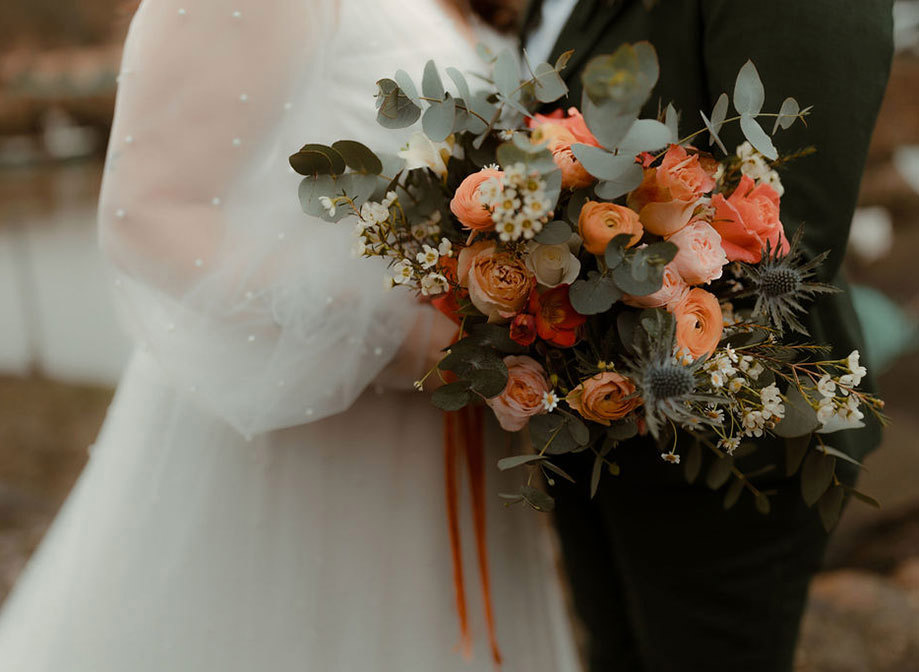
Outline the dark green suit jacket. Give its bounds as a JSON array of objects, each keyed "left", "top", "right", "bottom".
[{"left": 527, "top": 0, "right": 893, "bottom": 463}]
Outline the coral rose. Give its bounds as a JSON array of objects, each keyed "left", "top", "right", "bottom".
[
  {"left": 667, "top": 219, "right": 729, "bottom": 285},
  {"left": 656, "top": 144, "right": 717, "bottom": 201},
  {"left": 711, "top": 175, "right": 790, "bottom": 263},
  {"left": 528, "top": 107, "right": 600, "bottom": 147},
  {"left": 578, "top": 201, "right": 644, "bottom": 256},
  {"left": 529, "top": 285, "right": 586, "bottom": 348},
  {"left": 621, "top": 262, "right": 689, "bottom": 310},
  {"left": 566, "top": 372, "right": 642, "bottom": 426},
  {"left": 450, "top": 168, "right": 503, "bottom": 231},
  {"left": 672, "top": 288, "right": 724, "bottom": 359},
  {"left": 486, "top": 356, "right": 551, "bottom": 432},
  {"left": 457, "top": 241, "right": 534, "bottom": 323},
  {"left": 530, "top": 123, "right": 596, "bottom": 190}
]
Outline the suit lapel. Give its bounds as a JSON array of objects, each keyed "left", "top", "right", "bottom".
[{"left": 552, "top": 0, "right": 635, "bottom": 84}]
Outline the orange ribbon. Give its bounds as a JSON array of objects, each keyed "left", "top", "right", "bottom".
[{"left": 444, "top": 405, "right": 503, "bottom": 667}]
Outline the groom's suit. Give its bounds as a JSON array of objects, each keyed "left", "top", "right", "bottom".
[{"left": 520, "top": 1, "right": 894, "bottom": 670}]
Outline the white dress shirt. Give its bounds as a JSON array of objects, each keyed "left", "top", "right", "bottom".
[{"left": 523, "top": 0, "right": 581, "bottom": 66}]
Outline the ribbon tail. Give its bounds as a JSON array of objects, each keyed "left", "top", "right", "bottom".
[
  {"left": 460, "top": 405, "right": 503, "bottom": 668},
  {"left": 444, "top": 411, "right": 472, "bottom": 659}
]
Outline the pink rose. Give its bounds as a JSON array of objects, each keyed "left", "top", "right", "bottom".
[
  {"left": 622, "top": 261, "right": 689, "bottom": 310},
  {"left": 486, "top": 356, "right": 551, "bottom": 432},
  {"left": 667, "top": 219, "right": 729, "bottom": 285},
  {"left": 711, "top": 176, "right": 790, "bottom": 263}
]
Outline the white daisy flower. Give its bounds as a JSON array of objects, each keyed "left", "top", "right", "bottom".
[
  {"left": 542, "top": 390, "right": 559, "bottom": 413},
  {"left": 718, "top": 437, "right": 741, "bottom": 455}
]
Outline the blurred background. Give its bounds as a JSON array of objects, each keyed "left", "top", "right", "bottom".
[{"left": 0, "top": 2, "right": 918, "bottom": 670}]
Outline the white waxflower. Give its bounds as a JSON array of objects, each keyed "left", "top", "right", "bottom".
[
  {"left": 381, "top": 190, "right": 398, "bottom": 208},
  {"left": 816, "top": 374, "right": 836, "bottom": 399},
  {"left": 391, "top": 260, "right": 414, "bottom": 285},
  {"left": 420, "top": 272, "right": 449, "bottom": 296},
  {"left": 398, "top": 132, "right": 451, "bottom": 178},
  {"left": 542, "top": 390, "right": 559, "bottom": 412},
  {"left": 504, "top": 163, "right": 526, "bottom": 186},
  {"left": 760, "top": 383, "right": 782, "bottom": 409},
  {"left": 719, "top": 437, "right": 741, "bottom": 454},
  {"left": 360, "top": 201, "right": 389, "bottom": 225},
  {"left": 493, "top": 193, "right": 521, "bottom": 217},
  {"left": 318, "top": 196, "right": 336, "bottom": 216},
  {"left": 351, "top": 236, "right": 368, "bottom": 258},
  {"left": 742, "top": 409, "right": 766, "bottom": 437},
  {"left": 747, "top": 362, "right": 764, "bottom": 379},
  {"left": 523, "top": 198, "right": 551, "bottom": 219},
  {"left": 411, "top": 224, "right": 428, "bottom": 241},
  {"left": 416, "top": 244, "right": 439, "bottom": 269},
  {"left": 497, "top": 219, "right": 522, "bottom": 242},
  {"left": 846, "top": 350, "right": 867, "bottom": 384},
  {"left": 724, "top": 345, "right": 739, "bottom": 363},
  {"left": 816, "top": 397, "right": 836, "bottom": 424},
  {"left": 499, "top": 129, "right": 515, "bottom": 141},
  {"left": 438, "top": 238, "right": 453, "bottom": 258},
  {"left": 518, "top": 216, "right": 541, "bottom": 240},
  {"left": 715, "top": 354, "right": 736, "bottom": 377}
]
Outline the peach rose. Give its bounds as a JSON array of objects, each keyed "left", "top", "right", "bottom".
[
  {"left": 578, "top": 201, "right": 644, "bottom": 256},
  {"left": 566, "top": 372, "right": 642, "bottom": 426},
  {"left": 622, "top": 262, "right": 689, "bottom": 310},
  {"left": 711, "top": 175, "right": 790, "bottom": 263},
  {"left": 531, "top": 124, "right": 596, "bottom": 190},
  {"left": 486, "top": 356, "right": 551, "bottom": 432},
  {"left": 627, "top": 146, "right": 717, "bottom": 238},
  {"left": 450, "top": 168, "right": 503, "bottom": 231},
  {"left": 667, "top": 219, "right": 729, "bottom": 285},
  {"left": 672, "top": 288, "right": 724, "bottom": 359},
  {"left": 457, "top": 241, "right": 534, "bottom": 323}
]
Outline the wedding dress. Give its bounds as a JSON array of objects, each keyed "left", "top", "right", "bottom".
[{"left": 0, "top": 1, "right": 580, "bottom": 670}]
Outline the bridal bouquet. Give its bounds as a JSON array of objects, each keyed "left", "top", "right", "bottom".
[{"left": 292, "top": 42, "right": 885, "bottom": 529}]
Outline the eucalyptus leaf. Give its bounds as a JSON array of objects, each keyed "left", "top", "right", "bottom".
[
  {"left": 422, "top": 94, "right": 456, "bottom": 142},
  {"left": 740, "top": 114, "right": 778, "bottom": 160},
  {"left": 773, "top": 386, "right": 819, "bottom": 438},
  {"left": 421, "top": 60, "right": 444, "bottom": 99},
  {"left": 555, "top": 49, "right": 574, "bottom": 72},
  {"left": 534, "top": 220, "right": 573, "bottom": 245},
  {"left": 773, "top": 97, "right": 801, "bottom": 134},
  {"left": 394, "top": 69, "right": 420, "bottom": 105},
  {"left": 431, "top": 381, "right": 472, "bottom": 411},
  {"left": 445, "top": 66, "right": 471, "bottom": 102},
  {"left": 582, "top": 96, "right": 639, "bottom": 151},
  {"left": 298, "top": 175, "right": 337, "bottom": 218},
  {"left": 331, "top": 140, "right": 383, "bottom": 175},
  {"left": 594, "top": 162, "right": 645, "bottom": 200},
  {"left": 733, "top": 60, "right": 765, "bottom": 116},
  {"left": 817, "top": 485, "right": 845, "bottom": 531},
  {"left": 493, "top": 48, "right": 520, "bottom": 102},
  {"left": 376, "top": 79, "right": 422, "bottom": 129},
  {"left": 569, "top": 272, "right": 622, "bottom": 315},
  {"left": 785, "top": 434, "right": 811, "bottom": 476},
  {"left": 800, "top": 451, "right": 836, "bottom": 507},
  {"left": 497, "top": 454, "right": 547, "bottom": 470},
  {"left": 617, "top": 119, "right": 674, "bottom": 154},
  {"left": 566, "top": 188, "right": 592, "bottom": 225},
  {"left": 699, "top": 110, "right": 728, "bottom": 155},
  {"left": 567, "top": 416, "right": 590, "bottom": 445},
  {"left": 848, "top": 488, "right": 881, "bottom": 509},
  {"left": 542, "top": 460, "right": 576, "bottom": 483},
  {"left": 571, "top": 144, "right": 636, "bottom": 181},
  {"left": 533, "top": 62, "right": 568, "bottom": 103},
  {"left": 664, "top": 103, "right": 680, "bottom": 143},
  {"left": 290, "top": 144, "right": 345, "bottom": 176},
  {"left": 529, "top": 413, "right": 580, "bottom": 455},
  {"left": 465, "top": 323, "right": 528, "bottom": 355},
  {"left": 520, "top": 485, "right": 555, "bottom": 512},
  {"left": 819, "top": 445, "right": 864, "bottom": 469},
  {"left": 607, "top": 418, "right": 638, "bottom": 441},
  {"left": 755, "top": 493, "right": 771, "bottom": 515},
  {"left": 711, "top": 92, "right": 729, "bottom": 135},
  {"left": 590, "top": 452, "right": 604, "bottom": 498},
  {"left": 603, "top": 234, "right": 633, "bottom": 269}
]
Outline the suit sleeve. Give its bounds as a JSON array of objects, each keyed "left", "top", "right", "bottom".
[{"left": 699, "top": 0, "right": 894, "bottom": 279}]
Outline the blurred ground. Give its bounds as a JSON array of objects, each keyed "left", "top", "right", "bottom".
[{"left": 0, "top": 4, "right": 918, "bottom": 671}]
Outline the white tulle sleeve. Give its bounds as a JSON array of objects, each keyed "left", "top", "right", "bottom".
[{"left": 98, "top": 0, "right": 436, "bottom": 437}]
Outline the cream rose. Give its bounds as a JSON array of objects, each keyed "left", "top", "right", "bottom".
[
  {"left": 486, "top": 356, "right": 551, "bottom": 431},
  {"left": 667, "top": 219, "right": 729, "bottom": 285},
  {"left": 525, "top": 241, "right": 582, "bottom": 288}
]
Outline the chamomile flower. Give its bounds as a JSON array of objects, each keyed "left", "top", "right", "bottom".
[
  {"left": 728, "top": 376, "right": 745, "bottom": 394},
  {"left": 718, "top": 437, "right": 741, "bottom": 455},
  {"left": 497, "top": 219, "right": 522, "bottom": 242},
  {"left": 710, "top": 371, "right": 726, "bottom": 388},
  {"left": 661, "top": 452, "right": 681, "bottom": 464},
  {"left": 542, "top": 390, "right": 560, "bottom": 412}
]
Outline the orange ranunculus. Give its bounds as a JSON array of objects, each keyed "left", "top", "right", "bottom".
[
  {"left": 578, "top": 201, "right": 644, "bottom": 256},
  {"left": 528, "top": 285, "right": 586, "bottom": 348},
  {"left": 527, "top": 107, "right": 600, "bottom": 147},
  {"left": 530, "top": 123, "right": 596, "bottom": 190},
  {"left": 566, "top": 372, "right": 642, "bottom": 426},
  {"left": 486, "top": 356, "right": 551, "bottom": 432},
  {"left": 627, "top": 145, "right": 718, "bottom": 237},
  {"left": 672, "top": 288, "right": 724, "bottom": 359},
  {"left": 450, "top": 168, "right": 503, "bottom": 231},
  {"left": 457, "top": 241, "right": 534, "bottom": 323},
  {"left": 710, "top": 175, "right": 789, "bottom": 263}
]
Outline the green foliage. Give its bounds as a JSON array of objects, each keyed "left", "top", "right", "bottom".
[
  {"left": 439, "top": 342, "right": 508, "bottom": 398},
  {"left": 331, "top": 140, "right": 383, "bottom": 175},
  {"left": 800, "top": 450, "right": 836, "bottom": 507},
  {"left": 570, "top": 144, "right": 636, "bottom": 180},
  {"left": 520, "top": 485, "right": 555, "bottom": 512},
  {"left": 376, "top": 78, "right": 421, "bottom": 129},
  {"left": 422, "top": 93, "right": 456, "bottom": 142},
  {"left": 594, "top": 163, "right": 644, "bottom": 200},
  {"left": 723, "top": 476, "right": 744, "bottom": 509},
  {"left": 582, "top": 42, "right": 659, "bottom": 111},
  {"left": 289, "top": 143, "right": 346, "bottom": 176},
  {"left": 431, "top": 381, "right": 473, "bottom": 411},
  {"left": 534, "top": 220, "right": 573, "bottom": 245},
  {"left": 817, "top": 485, "right": 845, "bottom": 531},
  {"left": 569, "top": 271, "right": 622, "bottom": 315},
  {"left": 497, "top": 454, "right": 547, "bottom": 470},
  {"left": 706, "top": 454, "right": 734, "bottom": 489},
  {"left": 773, "top": 386, "right": 820, "bottom": 438},
  {"left": 613, "top": 241, "right": 678, "bottom": 296},
  {"left": 529, "top": 413, "right": 591, "bottom": 455},
  {"left": 785, "top": 434, "right": 811, "bottom": 476},
  {"left": 684, "top": 441, "right": 703, "bottom": 483},
  {"left": 532, "top": 62, "right": 568, "bottom": 103}
]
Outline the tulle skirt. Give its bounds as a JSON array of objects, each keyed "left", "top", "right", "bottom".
[{"left": 0, "top": 349, "right": 580, "bottom": 671}]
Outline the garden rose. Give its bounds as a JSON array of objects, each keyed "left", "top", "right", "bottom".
[
  {"left": 566, "top": 372, "right": 642, "bottom": 426},
  {"left": 449, "top": 168, "right": 503, "bottom": 231},
  {"left": 526, "top": 241, "right": 582, "bottom": 288},
  {"left": 457, "top": 241, "right": 534, "bottom": 323},
  {"left": 529, "top": 285, "right": 586, "bottom": 348},
  {"left": 711, "top": 175, "right": 790, "bottom": 263},
  {"left": 578, "top": 201, "right": 643, "bottom": 256},
  {"left": 486, "top": 356, "right": 551, "bottom": 432},
  {"left": 672, "top": 288, "right": 723, "bottom": 359},
  {"left": 667, "top": 219, "right": 729, "bottom": 285},
  {"left": 656, "top": 144, "right": 717, "bottom": 201},
  {"left": 530, "top": 123, "right": 596, "bottom": 190},
  {"left": 621, "top": 262, "right": 689, "bottom": 310}
]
